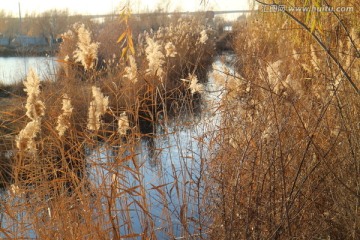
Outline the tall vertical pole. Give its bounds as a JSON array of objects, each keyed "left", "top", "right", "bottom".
[{"left": 18, "top": 2, "right": 22, "bottom": 35}]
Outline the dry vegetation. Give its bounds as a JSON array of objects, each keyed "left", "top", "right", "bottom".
[
  {"left": 0, "top": 0, "right": 359, "bottom": 239},
  {"left": 0, "top": 11, "right": 216, "bottom": 239},
  {"left": 208, "top": 0, "right": 360, "bottom": 239}
]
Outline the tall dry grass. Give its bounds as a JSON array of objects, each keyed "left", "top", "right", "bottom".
[
  {"left": 0, "top": 12, "right": 216, "bottom": 239},
  {"left": 207, "top": 2, "right": 360, "bottom": 239},
  {"left": 1, "top": 2, "right": 358, "bottom": 239}
]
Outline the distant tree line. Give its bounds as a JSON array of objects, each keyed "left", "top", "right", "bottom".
[{"left": 0, "top": 9, "right": 88, "bottom": 40}]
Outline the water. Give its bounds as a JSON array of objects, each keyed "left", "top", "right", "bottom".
[
  {"left": 0, "top": 54, "right": 235, "bottom": 239},
  {"left": 0, "top": 56, "right": 58, "bottom": 84},
  {"left": 86, "top": 55, "right": 232, "bottom": 238}
]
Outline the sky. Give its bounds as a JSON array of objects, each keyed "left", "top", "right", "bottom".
[{"left": 0, "top": 0, "right": 249, "bottom": 16}]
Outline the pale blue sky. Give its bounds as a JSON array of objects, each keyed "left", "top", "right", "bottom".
[{"left": 1, "top": 0, "right": 249, "bottom": 16}]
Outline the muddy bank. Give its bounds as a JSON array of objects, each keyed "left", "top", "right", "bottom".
[{"left": 0, "top": 45, "right": 59, "bottom": 57}]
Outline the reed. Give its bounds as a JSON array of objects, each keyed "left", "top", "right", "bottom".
[
  {"left": 0, "top": 11, "right": 215, "bottom": 239},
  {"left": 1, "top": 1, "right": 358, "bottom": 239}
]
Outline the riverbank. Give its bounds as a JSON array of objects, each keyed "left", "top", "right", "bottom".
[{"left": 0, "top": 45, "right": 58, "bottom": 57}]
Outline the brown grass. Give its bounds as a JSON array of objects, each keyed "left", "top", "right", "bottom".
[
  {"left": 0, "top": 2, "right": 359, "bottom": 239},
  {"left": 0, "top": 13, "right": 215, "bottom": 239},
  {"left": 207, "top": 1, "right": 360, "bottom": 239}
]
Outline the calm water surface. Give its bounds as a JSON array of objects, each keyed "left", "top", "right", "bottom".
[
  {"left": 87, "top": 55, "right": 231, "bottom": 238},
  {"left": 0, "top": 56, "right": 58, "bottom": 84}
]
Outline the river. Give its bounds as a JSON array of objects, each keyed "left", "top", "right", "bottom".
[
  {"left": 0, "top": 56, "right": 58, "bottom": 84},
  {"left": 0, "top": 54, "right": 234, "bottom": 239},
  {"left": 86, "top": 55, "right": 231, "bottom": 238}
]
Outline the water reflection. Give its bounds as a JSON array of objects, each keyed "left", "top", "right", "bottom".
[
  {"left": 0, "top": 54, "right": 235, "bottom": 239},
  {"left": 85, "top": 55, "right": 232, "bottom": 238}
]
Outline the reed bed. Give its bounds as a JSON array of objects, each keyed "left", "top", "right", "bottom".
[
  {"left": 0, "top": 12, "right": 217, "bottom": 239},
  {"left": 207, "top": 1, "right": 360, "bottom": 238},
  {"left": 0, "top": 1, "right": 359, "bottom": 239}
]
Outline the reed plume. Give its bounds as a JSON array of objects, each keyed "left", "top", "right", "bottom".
[
  {"left": 16, "top": 120, "right": 41, "bottom": 152},
  {"left": 73, "top": 24, "right": 100, "bottom": 71},
  {"left": 16, "top": 69, "right": 45, "bottom": 152},
  {"left": 145, "top": 36, "right": 164, "bottom": 78},
  {"left": 118, "top": 112, "right": 130, "bottom": 136},
  {"left": 56, "top": 94, "right": 73, "bottom": 137},
  {"left": 199, "top": 30, "right": 208, "bottom": 44},
  {"left": 24, "top": 69, "right": 45, "bottom": 120},
  {"left": 165, "top": 41, "right": 177, "bottom": 57},
  {"left": 123, "top": 55, "right": 138, "bottom": 84},
  {"left": 182, "top": 74, "right": 204, "bottom": 95},
  {"left": 87, "top": 86, "right": 109, "bottom": 131}
]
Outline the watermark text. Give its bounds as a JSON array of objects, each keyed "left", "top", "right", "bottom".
[{"left": 262, "top": 5, "right": 354, "bottom": 13}]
